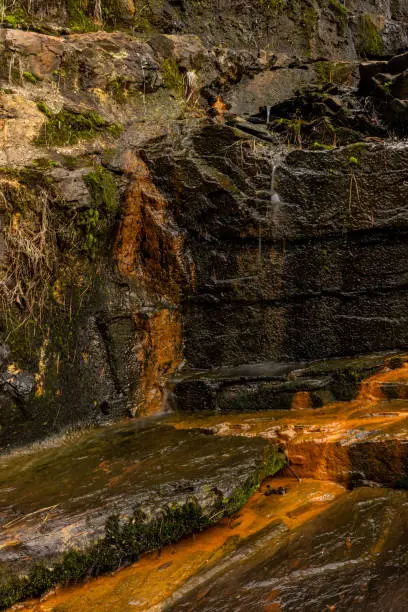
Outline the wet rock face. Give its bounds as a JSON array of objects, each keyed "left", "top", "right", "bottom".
[
  {"left": 172, "top": 352, "right": 404, "bottom": 413},
  {"left": 171, "top": 487, "right": 408, "bottom": 612},
  {"left": 0, "top": 0, "right": 406, "bottom": 448},
  {"left": 360, "top": 50, "right": 408, "bottom": 130},
  {"left": 149, "top": 124, "right": 408, "bottom": 368}
]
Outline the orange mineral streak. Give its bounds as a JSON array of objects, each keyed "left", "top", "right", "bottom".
[
  {"left": 133, "top": 308, "right": 182, "bottom": 417},
  {"left": 212, "top": 95, "right": 227, "bottom": 121},
  {"left": 170, "top": 357, "right": 408, "bottom": 484},
  {"left": 291, "top": 391, "right": 312, "bottom": 410},
  {"left": 19, "top": 479, "right": 344, "bottom": 612},
  {"left": 114, "top": 152, "right": 188, "bottom": 301},
  {"left": 113, "top": 152, "right": 192, "bottom": 415}
]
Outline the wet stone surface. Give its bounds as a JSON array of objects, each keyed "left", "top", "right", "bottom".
[
  {"left": 0, "top": 420, "right": 283, "bottom": 585},
  {"left": 16, "top": 478, "right": 346, "bottom": 612},
  {"left": 172, "top": 351, "right": 405, "bottom": 412},
  {"left": 170, "top": 487, "right": 408, "bottom": 612}
]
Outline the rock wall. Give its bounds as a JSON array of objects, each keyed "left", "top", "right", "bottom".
[{"left": 0, "top": 0, "right": 407, "bottom": 447}]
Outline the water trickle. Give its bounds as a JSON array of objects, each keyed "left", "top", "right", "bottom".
[
  {"left": 266, "top": 105, "right": 272, "bottom": 124},
  {"left": 267, "top": 151, "right": 285, "bottom": 228}
]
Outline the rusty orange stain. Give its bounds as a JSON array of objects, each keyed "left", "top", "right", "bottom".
[{"left": 18, "top": 479, "right": 344, "bottom": 612}]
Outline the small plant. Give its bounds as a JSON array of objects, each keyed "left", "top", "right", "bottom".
[
  {"left": 348, "top": 155, "right": 359, "bottom": 165},
  {"left": 383, "top": 80, "right": 393, "bottom": 95}
]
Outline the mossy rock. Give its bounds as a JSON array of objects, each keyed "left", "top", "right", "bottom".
[
  {"left": 0, "top": 421, "right": 285, "bottom": 607},
  {"left": 35, "top": 105, "right": 123, "bottom": 147},
  {"left": 356, "top": 14, "right": 384, "bottom": 57}
]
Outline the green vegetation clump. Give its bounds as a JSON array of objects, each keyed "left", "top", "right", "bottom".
[
  {"left": 23, "top": 71, "right": 40, "bottom": 85},
  {"left": 328, "top": 0, "right": 347, "bottom": 32},
  {"left": 66, "top": 0, "right": 99, "bottom": 32},
  {"left": 311, "top": 141, "right": 335, "bottom": 151},
  {"left": 0, "top": 502, "right": 207, "bottom": 609},
  {"left": 79, "top": 165, "right": 119, "bottom": 258},
  {"left": 315, "top": 61, "right": 353, "bottom": 85},
  {"left": 223, "top": 447, "right": 285, "bottom": 516},
  {"left": 84, "top": 165, "right": 118, "bottom": 214},
  {"left": 35, "top": 105, "right": 122, "bottom": 147},
  {"left": 1, "top": 7, "right": 27, "bottom": 28},
  {"left": 36, "top": 101, "right": 53, "bottom": 118},
  {"left": 302, "top": 5, "right": 319, "bottom": 41},
  {"left": 357, "top": 14, "right": 384, "bottom": 56},
  {"left": 161, "top": 58, "right": 184, "bottom": 96}
]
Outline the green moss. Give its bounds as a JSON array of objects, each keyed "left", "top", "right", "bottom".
[
  {"left": 328, "top": 0, "right": 347, "bottom": 33},
  {"left": 315, "top": 61, "right": 353, "bottom": 85},
  {"left": 223, "top": 448, "right": 285, "bottom": 516},
  {"left": 106, "top": 77, "right": 130, "bottom": 102},
  {"left": 35, "top": 106, "right": 122, "bottom": 147},
  {"left": 348, "top": 142, "right": 367, "bottom": 153},
  {"left": 79, "top": 165, "right": 119, "bottom": 258},
  {"left": 36, "top": 101, "right": 53, "bottom": 118},
  {"left": 84, "top": 165, "right": 118, "bottom": 214},
  {"left": 2, "top": 8, "right": 27, "bottom": 28},
  {"left": 23, "top": 71, "right": 40, "bottom": 85},
  {"left": 0, "top": 502, "right": 208, "bottom": 609},
  {"left": 32, "top": 158, "right": 59, "bottom": 169},
  {"left": 311, "top": 141, "right": 335, "bottom": 151},
  {"left": 302, "top": 5, "right": 319, "bottom": 41},
  {"left": 357, "top": 14, "right": 384, "bottom": 57},
  {"left": 161, "top": 58, "right": 184, "bottom": 96},
  {"left": 348, "top": 155, "right": 359, "bottom": 165},
  {"left": 0, "top": 442, "right": 284, "bottom": 608}
]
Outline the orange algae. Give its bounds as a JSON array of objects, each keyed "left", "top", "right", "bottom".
[{"left": 18, "top": 479, "right": 344, "bottom": 612}]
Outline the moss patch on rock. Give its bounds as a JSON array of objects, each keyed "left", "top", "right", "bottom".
[
  {"left": 161, "top": 58, "right": 184, "bottom": 96},
  {"left": 0, "top": 421, "right": 285, "bottom": 609},
  {"left": 356, "top": 14, "right": 384, "bottom": 57},
  {"left": 79, "top": 165, "right": 119, "bottom": 258},
  {"left": 0, "top": 502, "right": 207, "bottom": 609},
  {"left": 35, "top": 105, "right": 122, "bottom": 147}
]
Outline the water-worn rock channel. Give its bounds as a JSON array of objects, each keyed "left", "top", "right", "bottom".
[{"left": 0, "top": 0, "right": 408, "bottom": 610}]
